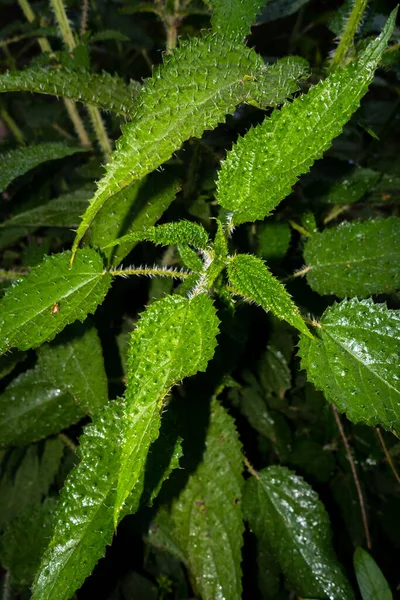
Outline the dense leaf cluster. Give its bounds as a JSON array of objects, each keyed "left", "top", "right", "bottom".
[{"left": 0, "top": 0, "right": 399, "bottom": 599}]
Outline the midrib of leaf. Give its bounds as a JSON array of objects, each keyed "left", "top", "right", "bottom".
[{"left": 323, "top": 328, "right": 400, "bottom": 396}]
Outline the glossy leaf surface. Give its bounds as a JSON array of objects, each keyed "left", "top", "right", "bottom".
[
  {"left": 0, "top": 67, "right": 140, "bottom": 116},
  {"left": 216, "top": 12, "right": 396, "bottom": 223},
  {"left": 304, "top": 218, "right": 400, "bottom": 297},
  {"left": 104, "top": 220, "right": 209, "bottom": 251},
  {"left": 0, "top": 143, "right": 88, "bottom": 192},
  {"left": 227, "top": 254, "right": 311, "bottom": 337},
  {"left": 0, "top": 324, "right": 108, "bottom": 447},
  {"left": 149, "top": 398, "right": 244, "bottom": 600},
  {"left": 243, "top": 466, "right": 355, "bottom": 599},
  {"left": 72, "top": 38, "right": 308, "bottom": 254},
  {"left": 354, "top": 547, "right": 393, "bottom": 600},
  {"left": 298, "top": 299, "right": 400, "bottom": 432},
  {"left": 0, "top": 248, "right": 111, "bottom": 354}
]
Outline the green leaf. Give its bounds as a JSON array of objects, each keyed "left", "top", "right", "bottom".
[
  {"left": 210, "top": 0, "right": 264, "bottom": 40},
  {"left": 0, "top": 439, "right": 64, "bottom": 528},
  {"left": 104, "top": 220, "right": 209, "bottom": 252},
  {"left": 227, "top": 254, "right": 311, "bottom": 337},
  {"left": 0, "top": 185, "right": 94, "bottom": 230},
  {"left": 216, "top": 11, "right": 396, "bottom": 224},
  {"left": 354, "top": 547, "right": 393, "bottom": 600},
  {"left": 0, "top": 498, "right": 58, "bottom": 589},
  {"left": 258, "top": 0, "right": 311, "bottom": 23},
  {"left": 0, "top": 350, "right": 26, "bottom": 380},
  {"left": 0, "top": 248, "right": 111, "bottom": 355},
  {"left": 90, "top": 173, "right": 180, "bottom": 266},
  {"left": 115, "top": 293, "right": 220, "bottom": 524},
  {"left": 177, "top": 243, "right": 204, "bottom": 272},
  {"left": 243, "top": 466, "right": 355, "bottom": 600},
  {"left": 303, "top": 218, "right": 400, "bottom": 297},
  {"left": 0, "top": 143, "right": 88, "bottom": 192},
  {"left": 257, "top": 221, "right": 291, "bottom": 261},
  {"left": 321, "top": 167, "right": 381, "bottom": 204},
  {"left": 0, "top": 323, "right": 108, "bottom": 447},
  {"left": 149, "top": 398, "right": 244, "bottom": 600},
  {"left": 0, "top": 68, "right": 140, "bottom": 116},
  {"left": 31, "top": 399, "right": 182, "bottom": 600},
  {"left": 72, "top": 37, "right": 308, "bottom": 255},
  {"left": 298, "top": 298, "right": 400, "bottom": 432}
]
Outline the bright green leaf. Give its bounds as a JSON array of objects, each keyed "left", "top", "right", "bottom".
[
  {"left": 0, "top": 439, "right": 64, "bottom": 528},
  {"left": 298, "top": 298, "right": 400, "bottom": 432},
  {"left": 177, "top": 243, "right": 204, "bottom": 272},
  {"left": 149, "top": 398, "right": 244, "bottom": 600},
  {"left": 210, "top": 0, "right": 264, "bottom": 39},
  {"left": 243, "top": 466, "right": 355, "bottom": 599},
  {"left": 304, "top": 218, "right": 400, "bottom": 297},
  {"left": 90, "top": 173, "right": 180, "bottom": 266},
  {"left": 115, "top": 293, "right": 219, "bottom": 524},
  {"left": 216, "top": 11, "right": 396, "bottom": 224},
  {"left": 354, "top": 547, "right": 393, "bottom": 600},
  {"left": 104, "top": 220, "right": 209, "bottom": 252},
  {"left": 0, "top": 68, "right": 140, "bottom": 116},
  {"left": 227, "top": 254, "right": 311, "bottom": 337},
  {"left": 0, "top": 323, "right": 108, "bottom": 447},
  {"left": 0, "top": 143, "right": 88, "bottom": 192},
  {"left": 0, "top": 248, "right": 111, "bottom": 355},
  {"left": 72, "top": 37, "right": 308, "bottom": 255}
]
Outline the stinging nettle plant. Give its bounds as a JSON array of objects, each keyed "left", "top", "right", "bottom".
[{"left": 0, "top": 0, "right": 399, "bottom": 598}]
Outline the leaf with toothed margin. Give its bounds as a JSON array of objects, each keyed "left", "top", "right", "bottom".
[
  {"left": 148, "top": 398, "right": 244, "bottom": 600},
  {"left": 298, "top": 298, "right": 400, "bottom": 433},
  {"left": 210, "top": 0, "right": 264, "bottom": 40},
  {"left": 0, "top": 248, "right": 111, "bottom": 355},
  {"left": 114, "top": 293, "right": 220, "bottom": 525},
  {"left": 71, "top": 35, "right": 308, "bottom": 256},
  {"left": 216, "top": 10, "right": 396, "bottom": 224},
  {"left": 0, "top": 143, "right": 88, "bottom": 192},
  {"left": 0, "top": 68, "right": 140, "bottom": 116},
  {"left": 103, "top": 220, "right": 209, "bottom": 252},
  {"left": 243, "top": 466, "right": 355, "bottom": 600},
  {"left": 227, "top": 254, "right": 311, "bottom": 337}
]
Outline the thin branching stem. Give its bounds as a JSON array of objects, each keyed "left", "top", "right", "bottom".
[
  {"left": 376, "top": 428, "right": 400, "bottom": 485},
  {"left": 333, "top": 405, "right": 371, "bottom": 549}
]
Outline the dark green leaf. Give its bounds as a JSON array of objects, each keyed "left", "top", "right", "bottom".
[
  {"left": 321, "top": 167, "right": 381, "bottom": 204},
  {"left": 0, "top": 248, "right": 111, "bottom": 354},
  {"left": 354, "top": 547, "right": 393, "bottom": 600},
  {"left": 0, "top": 143, "right": 88, "bottom": 192},
  {"left": 304, "top": 218, "right": 400, "bottom": 297},
  {"left": 243, "top": 466, "right": 355, "bottom": 599},
  {"left": 149, "top": 398, "right": 244, "bottom": 600},
  {"left": 0, "top": 324, "right": 108, "bottom": 447},
  {"left": 227, "top": 254, "right": 311, "bottom": 337},
  {"left": 210, "top": 0, "right": 264, "bottom": 39},
  {"left": 298, "top": 299, "right": 400, "bottom": 432},
  {"left": 256, "top": 221, "right": 291, "bottom": 261}
]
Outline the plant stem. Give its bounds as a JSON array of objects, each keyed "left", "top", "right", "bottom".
[
  {"left": 243, "top": 454, "right": 259, "bottom": 480},
  {"left": 333, "top": 405, "right": 371, "bottom": 549},
  {"left": 50, "top": 0, "right": 111, "bottom": 160},
  {"left": 0, "top": 103, "right": 25, "bottom": 145},
  {"left": 0, "top": 269, "right": 28, "bottom": 281},
  {"left": 2, "top": 570, "right": 10, "bottom": 600},
  {"left": 59, "top": 432, "right": 77, "bottom": 452},
  {"left": 18, "top": 0, "right": 52, "bottom": 52},
  {"left": 80, "top": 0, "right": 89, "bottom": 37},
  {"left": 108, "top": 266, "right": 191, "bottom": 279},
  {"left": 330, "top": 0, "right": 368, "bottom": 71},
  {"left": 376, "top": 428, "right": 400, "bottom": 485}
]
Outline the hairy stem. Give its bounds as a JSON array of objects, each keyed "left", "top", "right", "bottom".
[
  {"left": 330, "top": 0, "right": 368, "bottom": 71},
  {"left": 50, "top": 0, "right": 76, "bottom": 51},
  {"left": 80, "top": 0, "right": 89, "bottom": 37},
  {"left": 87, "top": 105, "right": 112, "bottom": 161},
  {"left": 18, "top": 0, "right": 52, "bottom": 52},
  {"left": 333, "top": 405, "right": 371, "bottom": 549},
  {"left": 108, "top": 266, "right": 191, "bottom": 279},
  {"left": 0, "top": 103, "right": 25, "bottom": 145}
]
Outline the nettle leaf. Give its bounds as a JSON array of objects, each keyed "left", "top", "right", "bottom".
[
  {"left": 210, "top": 0, "right": 263, "bottom": 39},
  {"left": 321, "top": 167, "right": 381, "bottom": 205},
  {"left": 0, "top": 323, "right": 108, "bottom": 447},
  {"left": 90, "top": 173, "right": 179, "bottom": 267},
  {"left": 149, "top": 398, "right": 244, "bottom": 600},
  {"left": 354, "top": 547, "right": 393, "bottom": 600},
  {"left": 0, "top": 68, "right": 140, "bottom": 116},
  {"left": 0, "top": 248, "right": 111, "bottom": 355},
  {"left": 72, "top": 36, "right": 308, "bottom": 255},
  {"left": 104, "top": 220, "right": 209, "bottom": 252},
  {"left": 303, "top": 218, "right": 400, "bottom": 297},
  {"left": 177, "top": 243, "right": 204, "bottom": 272},
  {"left": 0, "top": 439, "right": 64, "bottom": 528},
  {"left": 216, "top": 11, "right": 396, "bottom": 224},
  {"left": 0, "top": 497, "right": 58, "bottom": 589},
  {"left": 32, "top": 294, "right": 218, "bottom": 600},
  {"left": 227, "top": 254, "right": 311, "bottom": 337},
  {"left": 115, "top": 293, "right": 219, "bottom": 524},
  {"left": 243, "top": 466, "right": 355, "bottom": 600},
  {"left": 298, "top": 299, "right": 400, "bottom": 432},
  {"left": 0, "top": 143, "right": 88, "bottom": 192},
  {"left": 0, "top": 185, "right": 94, "bottom": 230}
]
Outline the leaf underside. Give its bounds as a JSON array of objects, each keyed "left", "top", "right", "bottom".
[{"left": 298, "top": 298, "right": 400, "bottom": 432}]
